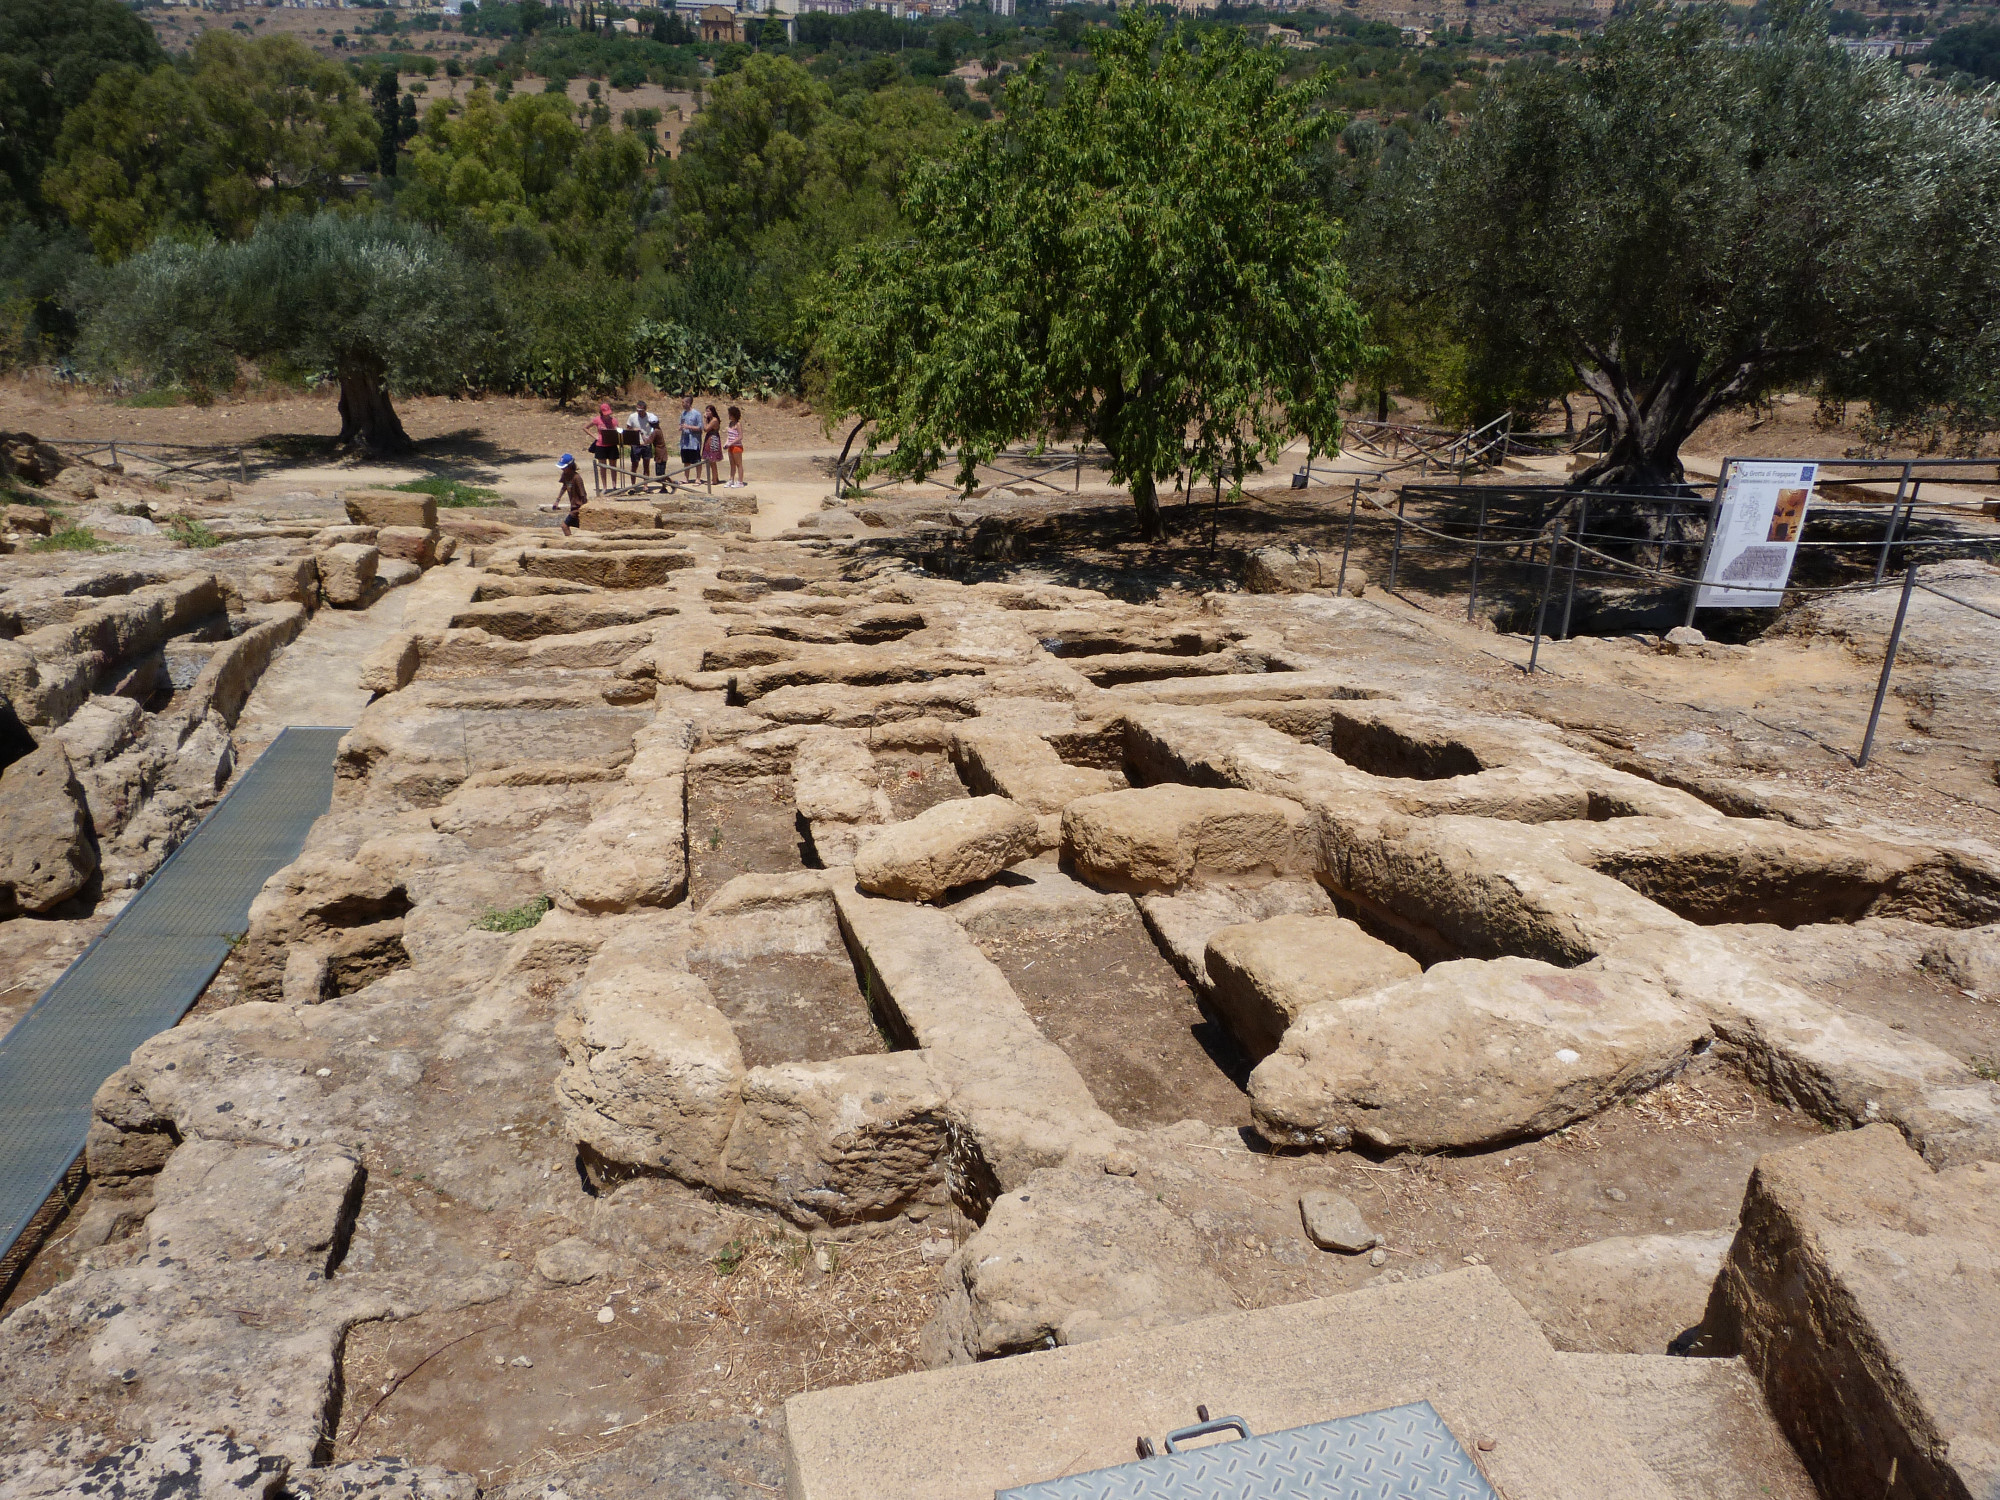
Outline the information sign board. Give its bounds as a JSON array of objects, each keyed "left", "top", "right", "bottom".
[{"left": 1696, "top": 460, "right": 1817, "bottom": 609}]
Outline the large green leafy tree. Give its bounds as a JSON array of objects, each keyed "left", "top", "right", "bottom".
[
  {"left": 1366, "top": 1, "right": 2000, "bottom": 489},
  {"left": 0, "top": 0, "right": 163, "bottom": 224},
  {"left": 806, "top": 12, "right": 1367, "bottom": 540},
  {"left": 402, "top": 87, "right": 648, "bottom": 269},
  {"left": 45, "top": 33, "right": 378, "bottom": 260},
  {"left": 86, "top": 213, "right": 492, "bottom": 453},
  {"left": 669, "top": 54, "right": 835, "bottom": 245}
]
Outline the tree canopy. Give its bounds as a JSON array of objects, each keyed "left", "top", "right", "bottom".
[
  {"left": 807, "top": 11, "right": 1367, "bottom": 540},
  {"left": 86, "top": 212, "right": 490, "bottom": 452},
  {"left": 402, "top": 86, "right": 648, "bottom": 269},
  {"left": 46, "top": 33, "right": 378, "bottom": 260},
  {"left": 1356, "top": 0, "right": 2000, "bottom": 487},
  {"left": 0, "top": 0, "right": 163, "bottom": 223},
  {"left": 1926, "top": 20, "right": 2000, "bottom": 86}
]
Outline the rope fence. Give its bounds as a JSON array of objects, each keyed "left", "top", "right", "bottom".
[
  {"left": 45, "top": 438, "right": 252, "bottom": 486},
  {"left": 1329, "top": 472, "right": 1997, "bottom": 768}
]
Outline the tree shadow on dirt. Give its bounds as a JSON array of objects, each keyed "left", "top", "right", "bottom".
[
  {"left": 845, "top": 493, "right": 1383, "bottom": 604},
  {"left": 249, "top": 428, "right": 546, "bottom": 483}
]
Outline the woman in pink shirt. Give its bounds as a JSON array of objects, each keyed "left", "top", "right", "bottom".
[{"left": 587, "top": 402, "right": 620, "bottom": 487}]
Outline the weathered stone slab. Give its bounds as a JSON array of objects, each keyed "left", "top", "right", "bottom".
[
  {"left": 1250, "top": 956, "right": 1708, "bottom": 1152},
  {"left": 0, "top": 739, "right": 97, "bottom": 916},
  {"left": 1062, "top": 784, "right": 1316, "bottom": 893},
  {"left": 830, "top": 879, "right": 1117, "bottom": 1190},
  {"left": 145, "top": 1139, "right": 364, "bottom": 1275},
  {"left": 854, "top": 795, "right": 1040, "bottom": 902},
  {"left": 375, "top": 525, "right": 440, "bottom": 568},
  {"left": 447, "top": 593, "right": 675, "bottom": 642},
  {"left": 344, "top": 488, "right": 436, "bottom": 528},
  {"left": 949, "top": 722, "right": 1118, "bottom": 813},
  {"left": 1703, "top": 1124, "right": 2000, "bottom": 1500},
  {"left": 519, "top": 548, "right": 696, "bottom": 589},
  {"left": 1205, "top": 912, "right": 1422, "bottom": 1059},
  {"left": 723, "top": 1053, "right": 949, "bottom": 1227},
  {"left": 555, "top": 951, "right": 740, "bottom": 1187},
  {"left": 318, "top": 543, "right": 379, "bottom": 608},
  {"left": 549, "top": 774, "right": 687, "bottom": 913},
  {"left": 576, "top": 498, "right": 659, "bottom": 532},
  {"left": 794, "top": 730, "right": 889, "bottom": 865},
  {"left": 733, "top": 649, "right": 981, "bottom": 704},
  {"left": 1136, "top": 878, "right": 1333, "bottom": 994},
  {"left": 923, "top": 1165, "right": 1237, "bottom": 1364}
]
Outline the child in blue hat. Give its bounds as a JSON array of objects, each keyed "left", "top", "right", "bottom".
[{"left": 554, "top": 454, "right": 587, "bottom": 535}]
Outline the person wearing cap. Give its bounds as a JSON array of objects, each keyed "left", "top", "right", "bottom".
[{"left": 554, "top": 453, "right": 588, "bottom": 535}]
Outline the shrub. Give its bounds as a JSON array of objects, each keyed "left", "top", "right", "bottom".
[
  {"left": 166, "top": 515, "right": 222, "bottom": 548},
  {"left": 634, "top": 318, "right": 798, "bottom": 398},
  {"left": 392, "top": 476, "right": 503, "bottom": 506},
  {"left": 30, "top": 524, "right": 107, "bottom": 552},
  {"left": 473, "top": 895, "right": 552, "bottom": 931}
]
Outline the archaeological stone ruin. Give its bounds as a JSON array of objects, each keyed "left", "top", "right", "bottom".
[{"left": 0, "top": 446, "right": 1997, "bottom": 1500}]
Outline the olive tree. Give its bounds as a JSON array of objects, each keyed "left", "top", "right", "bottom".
[
  {"left": 1361, "top": 0, "right": 2000, "bottom": 488},
  {"left": 806, "top": 12, "right": 1367, "bottom": 541},
  {"left": 88, "top": 213, "right": 491, "bottom": 453}
]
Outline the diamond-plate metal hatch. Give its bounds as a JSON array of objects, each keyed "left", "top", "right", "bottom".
[{"left": 996, "top": 1401, "right": 1498, "bottom": 1500}]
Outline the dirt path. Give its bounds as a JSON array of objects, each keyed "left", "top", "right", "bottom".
[{"left": 233, "top": 566, "right": 478, "bottom": 763}]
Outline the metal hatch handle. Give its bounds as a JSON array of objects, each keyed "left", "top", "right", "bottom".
[{"left": 1161, "top": 1416, "right": 1252, "bottom": 1454}]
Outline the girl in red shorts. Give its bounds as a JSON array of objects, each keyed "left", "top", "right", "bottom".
[{"left": 725, "top": 406, "right": 745, "bottom": 487}]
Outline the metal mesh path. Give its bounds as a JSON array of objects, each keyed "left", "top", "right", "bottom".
[{"left": 0, "top": 726, "right": 347, "bottom": 1265}]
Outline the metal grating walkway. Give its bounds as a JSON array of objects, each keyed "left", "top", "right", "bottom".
[{"left": 0, "top": 726, "right": 347, "bottom": 1267}]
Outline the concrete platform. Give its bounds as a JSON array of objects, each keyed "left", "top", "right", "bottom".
[
  {"left": 1560, "top": 1354, "right": 1817, "bottom": 1500},
  {"left": 784, "top": 1267, "right": 1680, "bottom": 1500}
]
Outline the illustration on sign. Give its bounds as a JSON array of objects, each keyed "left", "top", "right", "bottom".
[{"left": 1696, "top": 460, "right": 1818, "bottom": 610}]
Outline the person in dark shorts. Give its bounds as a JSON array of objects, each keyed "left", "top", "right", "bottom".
[
  {"left": 649, "top": 417, "right": 670, "bottom": 481},
  {"left": 554, "top": 453, "right": 587, "bottom": 535},
  {"left": 588, "top": 402, "right": 620, "bottom": 486},
  {"left": 626, "top": 400, "right": 656, "bottom": 477},
  {"left": 678, "top": 395, "right": 703, "bottom": 477}
]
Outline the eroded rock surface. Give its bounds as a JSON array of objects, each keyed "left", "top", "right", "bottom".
[
  {"left": 0, "top": 739, "right": 96, "bottom": 915},
  {"left": 6, "top": 481, "right": 1998, "bottom": 1500},
  {"left": 853, "top": 795, "right": 1039, "bottom": 902},
  {"left": 1704, "top": 1125, "right": 2000, "bottom": 1500}
]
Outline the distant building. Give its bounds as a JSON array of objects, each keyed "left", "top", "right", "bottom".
[
  {"left": 989, "top": 0, "right": 1014, "bottom": 13},
  {"left": 698, "top": 3, "right": 740, "bottom": 39}
]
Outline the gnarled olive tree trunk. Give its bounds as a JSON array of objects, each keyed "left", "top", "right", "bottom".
[
  {"left": 336, "top": 362, "right": 411, "bottom": 455},
  {"left": 1569, "top": 345, "right": 1760, "bottom": 493},
  {"left": 1566, "top": 344, "right": 1769, "bottom": 570}
]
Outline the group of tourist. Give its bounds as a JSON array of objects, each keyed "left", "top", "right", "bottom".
[
  {"left": 590, "top": 396, "right": 745, "bottom": 489},
  {"left": 553, "top": 394, "right": 747, "bottom": 535}
]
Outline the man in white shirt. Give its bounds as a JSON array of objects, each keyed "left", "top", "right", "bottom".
[
  {"left": 626, "top": 401, "right": 658, "bottom": 476},
  {"left": 677, "top": 396, "right": 703, "bottom": 478}
]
